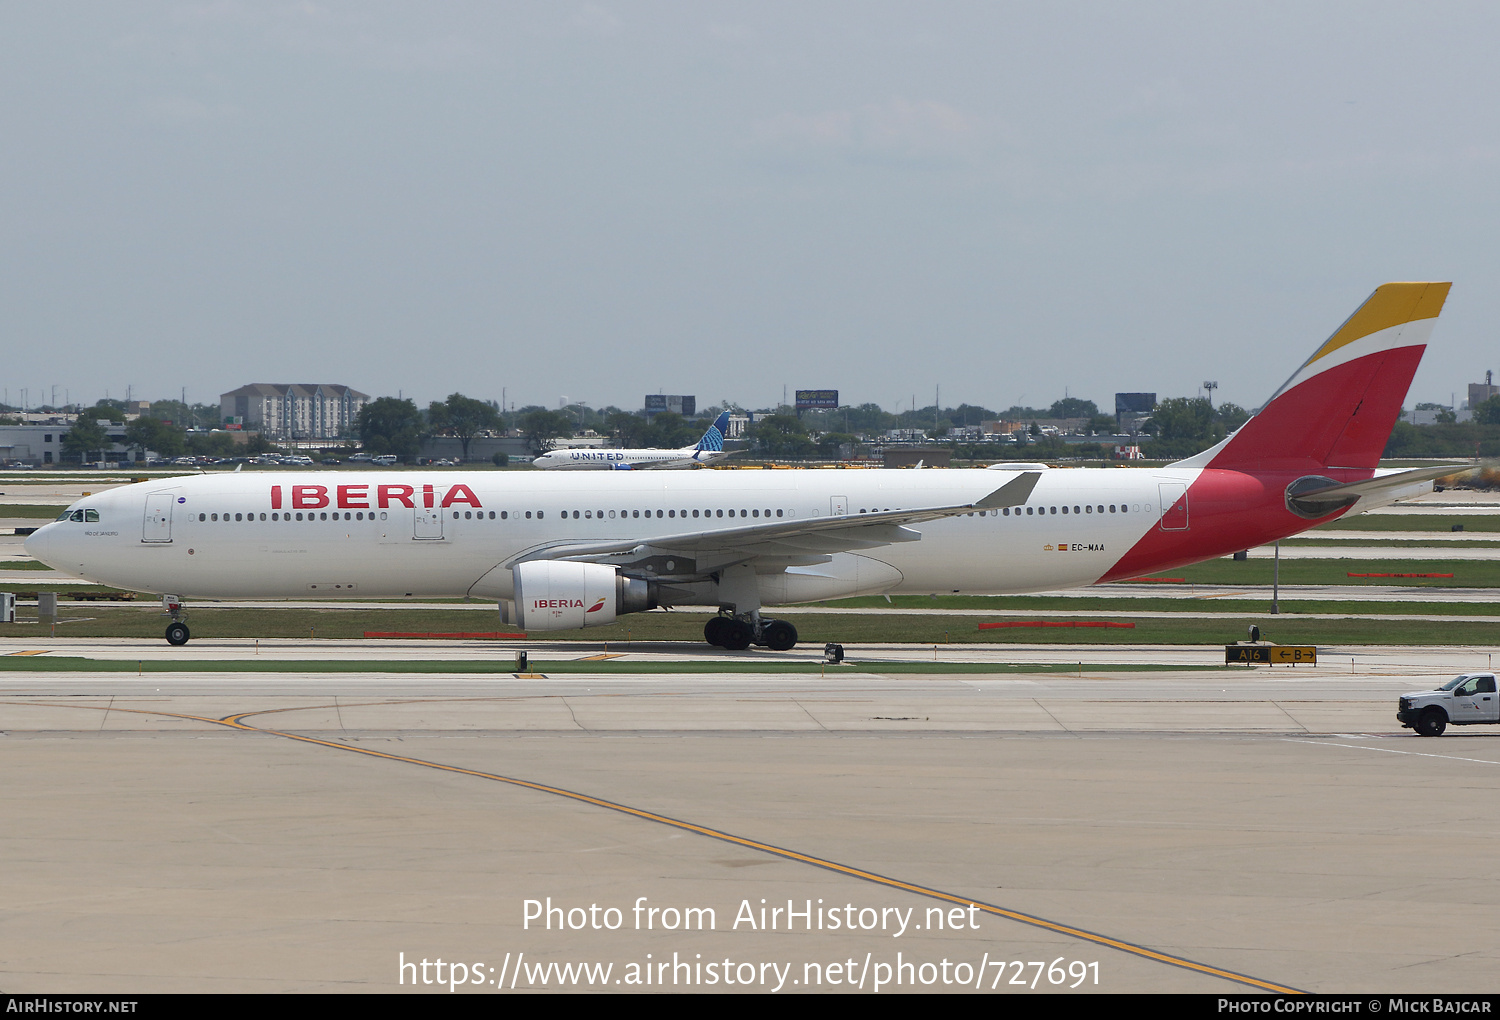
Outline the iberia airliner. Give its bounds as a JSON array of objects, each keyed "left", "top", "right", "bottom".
[{"left": 26, "top": 284, "right": 1460, "bottom": 651}]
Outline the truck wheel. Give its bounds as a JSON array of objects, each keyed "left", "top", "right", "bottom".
[{"left": 1416, "top": 709, "right": 1447, "bottom": 737}]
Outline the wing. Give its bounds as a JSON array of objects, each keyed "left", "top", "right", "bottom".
[{"left": 502, "top": 471, "right": 1041, "bottom": 580}]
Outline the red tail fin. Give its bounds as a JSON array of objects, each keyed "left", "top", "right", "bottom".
[{"left": 1176, "top": 283, "right": 1450, "bottom": 476}]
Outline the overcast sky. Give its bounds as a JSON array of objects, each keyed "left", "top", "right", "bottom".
[{"left": 4, "top": 2, "right": 1497, "bottom": 417}]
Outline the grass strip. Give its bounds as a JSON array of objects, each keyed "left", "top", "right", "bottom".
[
  {"left": 0, "top": 656, "right": 1207, "bottom": 675},
  {"left": 0, "top": 504, "right": 68, "bottom": 519},
  {"left": 1281, "top": 537, "right": 1500, "bottom": 548},
  {"left": 9, "top": 607, "right": 1500, "bottom": 645},
  {"left": 1315, "top": 515, "right": 1500, "bottom": 533}
]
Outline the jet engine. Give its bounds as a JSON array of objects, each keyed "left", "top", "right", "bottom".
[{"left": 507, "top": 560, "right": 654, "bottom": 631}]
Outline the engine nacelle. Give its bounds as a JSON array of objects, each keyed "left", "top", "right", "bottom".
[{"left": 510, "top": 560, "right": 653, "bottom": 631}]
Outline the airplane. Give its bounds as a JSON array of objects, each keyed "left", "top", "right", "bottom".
[
  {"left": 26, "top": 283, "right": 1462, "bottom": 652},
  {"left": 531, "top": 411, "right": 733, "bottom": 470}
]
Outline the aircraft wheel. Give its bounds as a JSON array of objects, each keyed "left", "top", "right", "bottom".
[
  {"left": 1416, "top": 709, "right": 1447, "bottom": 737},
  {"left": 704, "top": 617, "right": 731, "bottom": 647},
  {"left": 721, "top": 620, "right": 753, "bottom": 651},
  {"left": 763, "top": 620, "right": 798, "bottom": 651},
  {"left": 165, "top": 622, "right": 191, "bottom": 646}
]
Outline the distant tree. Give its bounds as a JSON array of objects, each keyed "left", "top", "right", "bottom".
[
  {"left": 641, "top": 412, "right": 700, "bottom": 449},
  {"left": 1048, "top": 397, "right": 1099, "bottom": 419},
  {"left": 1474, "top": 395, "right": 1500, "bottom": 425},
  {"left": 1146, "top": 397, "right": 1219, "bottom": 441},
  {"left": 185, "top": 431, "right": 239, "bottom": 457},
  {"left": 749, "top": 414, "right": 814, "bottom": 458},
  {"left": 817, "top": 432, "right": 858, "bottom": 458},
  {"left": 357, "top": 397, "right": 424, "bottom": 462},
  {"left": 605, "top": 411, "right": 650, "bottom": 448},
  {"left": 61, "top": 418, "right": 111, "bottom": 462},
  {"left": 245, "top": 433, "right": 280, "bottom": 455},
  {"left": 1216, "top": 402, "right": 1251, "bottom": 431},
  {"left": 837, "top": 403, "right": 897, "bottom": 434},
  {"left": 123, "top": 417, "right": 185, "bottom": 459},
  {"left": 427, "top": 393, "right": 500, "bottom": 461},
  {"left": 81, "top": 400, "right": 125, "bottom": 424},
  {"left": 519, "top": 409, "right": 574, "bottom": 455}
]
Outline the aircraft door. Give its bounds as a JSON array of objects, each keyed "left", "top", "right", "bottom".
[
  {"left": 413, "top": 507, "right": 444, "bottom": 540},
  {"left": 142, "top": 491, "right": 175, "bottom": 543},
  {"left": 1157, "top": 483, "right": 1189, "bottom": 531}
]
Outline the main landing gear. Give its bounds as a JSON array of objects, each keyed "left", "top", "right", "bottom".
[
  {"left": 703, "top": 613, "right": 798, "bottom": 651},
  {"left": 162, "top": 595, "right": 190, "bottom": 646}
]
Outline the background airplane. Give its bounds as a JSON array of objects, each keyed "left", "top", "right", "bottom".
[
  {"left": 531, "top": 412, "right": 732, "bottom": 470},
  {"left": 26, "top": 284, "right": 1462, "bottom": 652}
]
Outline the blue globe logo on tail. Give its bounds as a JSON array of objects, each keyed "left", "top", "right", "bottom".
[{"left": 694, "top": 412, "right": 730, "bottom": 457}]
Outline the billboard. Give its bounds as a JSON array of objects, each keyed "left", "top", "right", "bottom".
[
  {"left": 644, "top": 394, "right": 696, "bottom": 417},
  {"left": 1114, "top": 393, "right": 1155, "bottom": 415},
  {"left": 795, "top": 389, "right": 839, "bottom": 410}
]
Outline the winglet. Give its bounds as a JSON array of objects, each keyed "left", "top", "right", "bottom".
[{"left": 975, "top": 471, "right": 1042, "bottom": 509}]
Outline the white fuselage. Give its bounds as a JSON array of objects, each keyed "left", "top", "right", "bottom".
[
  {"left": 26, "top": 468, "right": 1211, "bottom": 604},
  {"left": 531, "top": 447, "right": 726, "bottom": 470}
]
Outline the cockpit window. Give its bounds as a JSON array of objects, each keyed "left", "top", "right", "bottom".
[
  {"left": 57, "top": 509, "right": 99, "bottom": 523},
  {"left": 84, "top": 510, "right": 99, "bottom": 522},
  {"left": 56, "top": 510, "right": 72, "bottom": 521}
]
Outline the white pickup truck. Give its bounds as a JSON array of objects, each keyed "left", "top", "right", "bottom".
[{"left": 1397, "top": 673, "right": 1499, "bottom": 736}]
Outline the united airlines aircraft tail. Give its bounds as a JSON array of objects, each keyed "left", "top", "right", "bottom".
[
  {"left": 695, "top": 412, "right": 730, "bottom": 452},
  {"left": 691, "top": 412, "right": 731, "bottom": 460},
  {"left": 1175, "top": 282, "right": 1451, "bottom": 476}
]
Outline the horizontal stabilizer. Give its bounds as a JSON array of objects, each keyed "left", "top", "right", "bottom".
[{"left": 1284, "top": 463, "right": 1474, "bottom": 519}]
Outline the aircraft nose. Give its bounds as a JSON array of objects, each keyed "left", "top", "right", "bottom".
[{"left": 23, "top": 522, "right": 53, "bottom": 567}]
